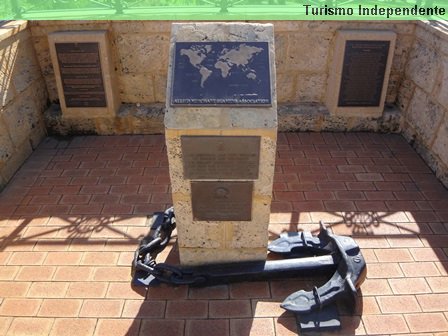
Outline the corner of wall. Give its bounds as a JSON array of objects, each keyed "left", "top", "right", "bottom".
[
  {"left": 398, "top": 21, "right": 448, "bottom": 188},
  {"left": 0, "top": 20, "right": 49, "bottom": 191}
]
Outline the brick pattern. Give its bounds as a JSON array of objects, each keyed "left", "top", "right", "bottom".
[{"left": 0, "top": 133, "right": 447, "bottom": 335}]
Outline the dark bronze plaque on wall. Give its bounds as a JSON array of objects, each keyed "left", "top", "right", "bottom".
[
  {"left": 182, "top": 136, "right": 260, "bottom": 180},
  {"left": 191, "top": 181, "right": 253, "bottom": 221},
  {"left": 55, "top": 42, "right": 106, "bottom": 108},
  {"left": 338, "top": 40, "right": 390, "bottom": 107},
  {"left": 171, "top": 42, "right": 271, "bottom": 106}
]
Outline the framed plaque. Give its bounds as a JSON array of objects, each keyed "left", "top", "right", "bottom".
[
  {"left": 48, "top": 31, "right": 120, "bottom": 118},
  {"left": 182, "top": 136, "right": 260, "bottom": 180},
  {"left": 171, "top": 42, "right": 271, "bottom": 106},
  {"left": 55, "top": 42, "right": 106, "bottom": 108},
  {"left": 338, "top": 40, "right": 390, "bottom": 107},
  {"left": 191, "top": 181, "right": 253, "bottom": 221},
  {"left": 325, "top": 30, "right": 396, "bottom": 118}
]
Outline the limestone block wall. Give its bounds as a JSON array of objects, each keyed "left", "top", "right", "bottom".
[
  {"left": 30, "top": 20, "right": 415, "bottom": 106},
  {"left": 0, "top": 21, "right": 48, "bottom": 190},
  {"left": 398, "top": 22, "right": 448, "bottom": 187},
  {"left": 28, "top": 20, "right": 415, "bottom": 135},
  {"left": 22, "top": 20, "right": 448, "bottom": 187}
]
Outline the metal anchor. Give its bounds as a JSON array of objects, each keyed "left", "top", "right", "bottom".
[{"left": 132, "top": 210, "right": 367, "bottom": 333}]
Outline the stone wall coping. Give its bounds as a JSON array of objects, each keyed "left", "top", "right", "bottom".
[
  {"left": 0, "top": 20, "right": 28, "bottom": 42},
  {"left": 418, "top": 21, "right": 448, "bottom": 41}
]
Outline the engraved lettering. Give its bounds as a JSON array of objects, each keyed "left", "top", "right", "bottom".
[
  {"left": 55, "top": 42, "right": 107, "bottom": 108},
  {"left": 338, "top": 40, "right": 390, "bottom": 107}
]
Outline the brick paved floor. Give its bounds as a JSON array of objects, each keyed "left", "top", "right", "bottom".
[{"left": 0, "top": 133, "right": 447, "bottom": 336}]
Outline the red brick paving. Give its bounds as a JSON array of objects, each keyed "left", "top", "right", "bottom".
[{"left": 0, "top": 133, "right": 447, "bottom": 335}]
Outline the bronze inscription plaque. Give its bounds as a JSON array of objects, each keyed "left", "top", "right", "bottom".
[
  {"left": 191, "top": 181, "right": 253, "bottom": 221},
  {"left": 338, "top": 40, "right": 390, "bottom": 107},
  {"left": 182, "top": 136, "right": 260, "bottom": 180},
  {"left": 55, "top": 42, "right": 107, "bottom": 108}
]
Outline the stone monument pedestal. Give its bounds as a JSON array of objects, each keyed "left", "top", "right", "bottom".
[{"left": 165, "top": 23, "right": 277, "bottom": 266}]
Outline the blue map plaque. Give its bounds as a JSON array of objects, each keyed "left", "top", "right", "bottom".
[{"left": 171, "top": 42, "right": 271, "bottom": 106}]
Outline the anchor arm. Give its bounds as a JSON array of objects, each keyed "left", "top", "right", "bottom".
[{"left": 281, "top": 222, "right": 367, "bottom": 314}]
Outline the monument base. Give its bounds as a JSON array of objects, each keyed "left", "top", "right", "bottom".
[{"left": 166, "top": 128, "right": 276, "bottom": 266}]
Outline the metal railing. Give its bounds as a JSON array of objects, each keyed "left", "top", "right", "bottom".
[{"left": 5, "top": 0, "right": 300, "bottom": 17}]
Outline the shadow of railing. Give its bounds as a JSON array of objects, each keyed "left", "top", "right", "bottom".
[{"left": 0, "top": 132, "right": 447, "bottom": 336}]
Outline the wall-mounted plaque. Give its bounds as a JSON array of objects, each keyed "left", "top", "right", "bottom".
[
  {"left": 182, "top": 136, "right": 260, "bottom": 179},
  {"left": 171, "top": 42, "right": 271, "bottom": 106},
  {"left": 191, "top": 181, "right": 253, "bottom": 221},
  {"left": 325, "top": 30, "right": 396, "bottom": 118},
  {"left": 338, "top": 40, "right": 390, "bottom": 107},
  {"left": 55, "top": 42, "right": 106, "bottom": 108},
  {"left": 48, "top": 31, "right": 120, "bottom": 118}
]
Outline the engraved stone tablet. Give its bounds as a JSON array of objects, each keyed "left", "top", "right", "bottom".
[
  {"left": 171, "top": 42, "right": 271, "bottom": 106},
  {"left": 182, "top": 136, "right": 260, "bottom": 179},
  {"left": 55, "top": 42, "right": 106, "bottom": 108},
  {"left": 48, "top": 31, "right": 120, "bottom": 118},
  {"left": 338, "top": 40, "right": 390, "bottom": 107},
  {"left": 325, "top": 30, "right": 396, "bottom": 118},
  {"left": 191, "top": 181, "right": 253, "bottom": 221}
]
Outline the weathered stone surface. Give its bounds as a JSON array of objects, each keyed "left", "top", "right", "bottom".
[
  {"left": 30, "top": 21, "right": 111, "bottom": 38},
  {"left": 0, "top": 119, "right": 14, "bottom": 165},
  {"left": 116, "top": 33, "right": 169, "bottom": 74},
  {"left": 119, "top": 74, "right": 154, "bottom": 103},
  {"left": 435, "top": 57, "right": 448, "bottom": 109},
  {"left": 286, "top": 32, "right": 332, "bottom": 72},
  {"left": 276, "top": 73, "right": 296, "bottom": 103},
  {"left": 406, "top": 88, "right": 444, "bottom": 144},
  {"left": 408, "top": 135, "right": 448, "bottom": 188},
  {"left": 31, "top": 36, "right": 53, "bottom": 77},
  {"left": 43, "top": 75, "right": 59, "bottom": 103},
  {"left": 179, "top": 248, "right": 267, "bottom": 266},
  {"left": 113, "top": 21, "right": 171, "bottom": 34},
  {"left": 397, "top": 79, "right": 415, "bottom": 112},
  {"left": 386, "top": 73, "right": 401, "bottom": 104},
  {"left": 152, "top": 73, "right": 167, "bottom": 104},
  {"left": 0, "top": 21, "right": 29, "bottom": 42},
  {"left": 1, "top": 91, "right": 36, "bottom": 148},
  {"left": 273, "top": 33, "right": 288, "bottom": 72},
  {"left": 0, "top": 139, "right": 32, "bottom": 182},
  {"left": 416, "top": 22, "right": 448, "bottom": 57},
  {"left": 124, "top": 104, "right": 165, "bottom": 134},
  {"left": 432, "top": 115, "right": 448, "bottom": 167},
  {"left": 277, "top": 104, "right": 324, "bottom": 132},
  {"left": 406, "top": 40, "right": 440, "bottom": 93},
  {"left": 0, "top": 37, "right": 18, "bottom": 107},
  {"left": 296, "top": 73, "right": 326, "bottom": 103},
  {"left": 12, "top": 37, "right": 41, "bottom": 93},
  {"left": 31, "top": 78, "right": 49, "bottom": 113},
  {"left": 29, "top": 120, "right": 47, "bottom": 149},
  {"left": 44, "top": 103, "right": 165, "bottom": 136},
  {"left": 0, "top": 24, "right": 48, "bottom": 190},
  {"left": 393, "top": 34, "right": 415, "bottom": 73}
]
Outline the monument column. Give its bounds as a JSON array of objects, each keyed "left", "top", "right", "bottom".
[{"left": 165, "top": 22, "right": 277, "bottom": 266}]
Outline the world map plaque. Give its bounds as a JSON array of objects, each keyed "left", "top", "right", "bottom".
[{"left": 171, "top": 42, "right": 271, "bottom": 106}]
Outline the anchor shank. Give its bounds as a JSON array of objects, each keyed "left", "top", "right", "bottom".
[{"left": 184, "top": 255, "right": 337, "bottom": 286}]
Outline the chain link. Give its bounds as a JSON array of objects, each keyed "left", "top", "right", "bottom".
[{"left": 133, "top": 207, "right": 203, "bottom": 285}]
